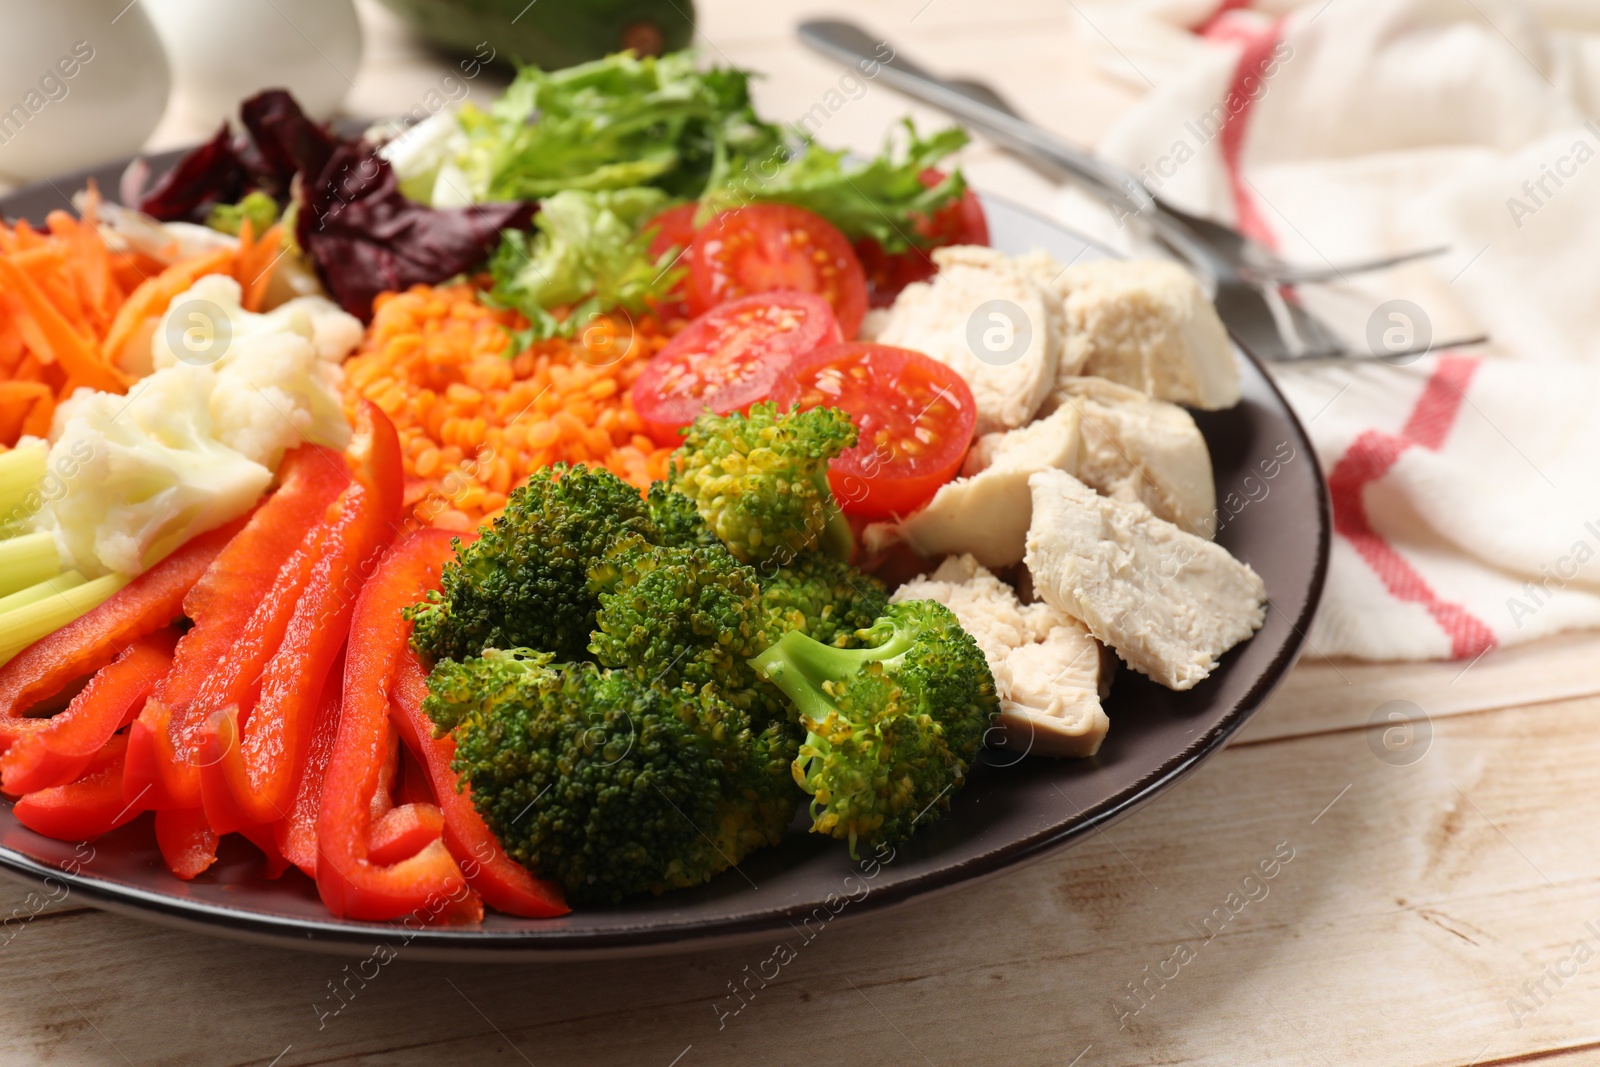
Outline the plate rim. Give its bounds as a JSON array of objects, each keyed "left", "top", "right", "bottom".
[{"left": 0, "top": 163, "right": 1331, "bottom": 960}]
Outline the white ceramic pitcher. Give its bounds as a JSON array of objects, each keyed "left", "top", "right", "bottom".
[
  {"left": 143, "top": 0, "right": 363, "bottom": 131},
  {"left": 0, "top": 0, "right": 171, "bottom": 183}
]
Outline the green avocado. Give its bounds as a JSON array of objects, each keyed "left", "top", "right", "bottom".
[{"left": 376, "top": 0, "right": 696, "bottom": 71}]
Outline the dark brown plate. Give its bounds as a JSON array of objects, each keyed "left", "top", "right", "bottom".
[{"left": 0, "top": 154, "right": 1329, "bottom": 961}]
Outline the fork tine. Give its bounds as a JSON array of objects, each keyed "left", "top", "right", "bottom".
[
  {"left": 1250, "top": 246, "right": 1452, "bottom": 285},
  {"left": 927, "top": 71, "right": 1481, "bottom": 365},
  {"left": 941, "top": 75, "right": 1451, "bottom": 290},
  {"left": 1271, "top": 334, "right": 1492, "bottom": 362}
]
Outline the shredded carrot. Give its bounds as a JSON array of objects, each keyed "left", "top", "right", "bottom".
[
  {"left": 234, "top": 222, "right": 283, "bottom": 313},
  {"left": 0, "top": 192, "right": 292, "bottom": 449},
  {"left": 0, "top": 381, "right": 52, "bottom": 443},
  {"left": 0, "top": 257, "right": 126, "bottom": 394},
  {"left": 343, "top": 283, "right": 679, "bottom": 531}
]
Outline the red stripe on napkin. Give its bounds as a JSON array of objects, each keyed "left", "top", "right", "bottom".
[
  {"left": 1326, "top": 357, "right": 1497, "bottom": 659},
  {"left": 1213, "top": 22, "right": 1284, "bottom": 247},
  {"left": 1196, "top": 0, "right": 1256, "bottom": 40}
]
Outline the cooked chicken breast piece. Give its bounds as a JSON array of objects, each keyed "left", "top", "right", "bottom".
[
  {"left": 1046, "top": 376, "right": 1217, "bottom": 537},
  {"left": 894, "top": 554, "right": 1041, "bottom": 661},
  {"left": 873, "top": 246, "right": 1063, "bottom": 434},
  {"left": 1049, "top": 259, "right": 1239, "bottom": 410},
  {"left": 994, "top": 623, "right": 1108, "bottom": 758},
  {"left": 893, "top": 554, "right": 1109, "bottom": 758},
  {"left": 885, "top": 405, "right": 1079, "bottom": 569},
  {"left": 961, "top": 402, "right": 1080, "bottom": 476},
  {"left": 1024, "top": 469, "right": 1265, "bottom": 691}
]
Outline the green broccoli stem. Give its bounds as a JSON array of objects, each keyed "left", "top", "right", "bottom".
[{"left": 749, "top": 619, "right": 917, "bottom": 723}]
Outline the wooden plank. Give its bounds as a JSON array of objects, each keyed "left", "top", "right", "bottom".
[
  {"left": 1243, "top": 628, "right": 1600, "bottom": 745},
  {"left": 2, "top": 693, "right": 1598, "bottom": 1066}
]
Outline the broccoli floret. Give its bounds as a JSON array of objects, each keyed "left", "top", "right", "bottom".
[
  {"left": 646, "top": 482, "right": 720, "bottom": 550},
  {"left": 422, "top": 647, "right": 559, "bottom": 736},
  {"left": 670, "top": 403, "right": 857, "bottom": 565},
  {"left": 757, "top": 551, "right": 890, "bottom": 648},
  {"left": 587, "top": 533, "right": 766, "bottom": 694},
  {"left": 447, "top": 657, "right": 799, "bottom": 903},
  {"left": 409, "top": 465, "right": 655, "bottom": 663},
  {"left": 749, "top": 600, "right": 997, "bottom": 854},
  {"left": 587, "top": 533, "right": 796, "bottom": 729}
]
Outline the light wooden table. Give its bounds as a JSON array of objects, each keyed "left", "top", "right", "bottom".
[{"left": 8, "top": 2, "right": 1600, "bottom": 1065}]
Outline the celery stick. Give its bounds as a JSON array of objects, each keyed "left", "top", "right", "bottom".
[
  {"left": 0, "top": 532, "right": 60, "bottom": 598},
  {"left": 0, "top": 442, "right": 46, "bottom": 520},
  {"left": 0, "top": 571, "right": 85, "bottom": 616},
  {"left": 0, "top": 573, "right": 130, "bottom": 666}
]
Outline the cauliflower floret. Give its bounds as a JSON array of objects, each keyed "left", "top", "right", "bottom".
[
  {"left": 28, "top": 274, "right": 358, "bottom": 578},
  {"left": 151, "top": 275, "right": 354, "bottom": 468},
  {"left": 209, "top": 332, "right": 348, "bottom": 469},
  {"left": 33, "top": 368, "right": 272, "bottom": 577}
]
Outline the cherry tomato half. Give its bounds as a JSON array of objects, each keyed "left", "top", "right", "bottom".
[
  {"left": 857, "top": 169, "right": 990, "bottom": 308},
  {"left": 645, "top": 203, "right": 701, "bottom": 262},
  {"left": 643, "top": 202, "right": 703, "bottom": 314},
  {"left": 630, "top": 291, "right": 842, "bottom": 447},
  {"left": 688, "top": 204, "right": 869, "bottom": 339},
  {"left": 772, "top": 342, "right": 977, "bottom": 520}
]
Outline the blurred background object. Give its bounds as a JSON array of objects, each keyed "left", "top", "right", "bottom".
[
  {"left": 374, "top": 0, "right": 695, "bottom": 71},
  {"left": 143, "top": 0, "right": 362, "bottom": 127},
  {"left": 0, "top": 0, "right": 170, "bottom": 182}
]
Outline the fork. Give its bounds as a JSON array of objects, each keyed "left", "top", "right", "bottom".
[{"left": 798, "top": 19, "right": 1489, "bottom": 361}]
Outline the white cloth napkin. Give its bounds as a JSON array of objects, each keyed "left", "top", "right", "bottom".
[{"left": 1048, "top": 0, "right": 1600, "bottom": 660}]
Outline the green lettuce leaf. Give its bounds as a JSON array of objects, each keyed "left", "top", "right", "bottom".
[
  {"left": 486, "top": 188, "right": 684, "bottom": 341},
  {"left": 703, "top": 121, "right": 971, "bottom": 253},
  {"left": 460, "top": 52, "right": 786, "bottom": 203}
]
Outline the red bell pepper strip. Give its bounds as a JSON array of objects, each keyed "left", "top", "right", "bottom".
[
  {"left": 316, "top": 525, "right": 482, "bottom": 924},
  {"left": 274, "top": 646, "right": 345, "bottom": 879},
  {"left": 239, "top": 822, "right": 291, "bottom": 880},
  {"left": 395, "top": 745, "right": 434, "bottom": 808},
  {"left": 201, "top": 402, "right": 404, "bottom": 833},
  {"left": 153, "top": 806, "right": 218, "bottom": 881},
  {"left": 0, "top": 629, "right": 177, "bottom": 796},
  {"left": 370, "top": 728, "right": 400, "bottom": 824},
  {"left": 368, "top": 803, "right": 445, "bottom": 867},
  {"left": 125, "top": 445, "right": 348, "bottom": 810},
  {"left": 0, "top": 515, "right": 250, "bottom": 752},
  {"left": 127, "top": 540, "right": 318, "bottom": 812},
  {"left": 390, "top": 603, "right": 570, "bottom": 919},
  {"left": 13, "top": 734, "right": 142, "bottom": 841},
  {"left": 187, "top": 526, "right": 327, "bottom": 719}
]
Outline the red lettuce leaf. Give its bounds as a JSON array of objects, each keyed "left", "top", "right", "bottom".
[
  {"left": 297, "top": 141, "right": 534, "bottom": 321},
  {"left": 134, "top": 88, "right": 534, "bottom": 320},
  {"left": 240, "top": 90, "right": 336, "bottom": 195},
  {"left": 137, "top": 123, "right": 251, "bottom": 222}
]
